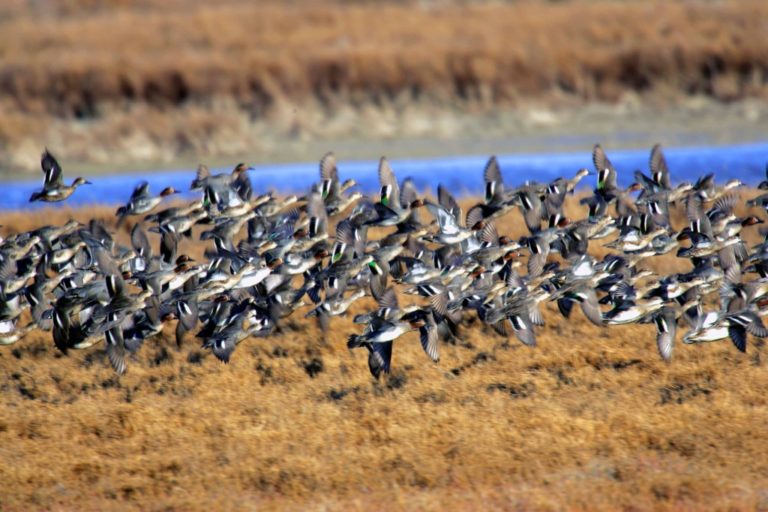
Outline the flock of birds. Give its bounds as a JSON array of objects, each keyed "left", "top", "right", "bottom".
[{"left": 5, "top": 144, "right": 768, "bottom": 378}]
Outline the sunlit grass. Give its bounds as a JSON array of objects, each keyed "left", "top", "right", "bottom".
[{"left": 1, "top": 195, "right": 768, "bottom": 510}]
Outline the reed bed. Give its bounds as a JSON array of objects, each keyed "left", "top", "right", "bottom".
[{"left": 3, "top": 1, "right": 767, "bottom": 114}]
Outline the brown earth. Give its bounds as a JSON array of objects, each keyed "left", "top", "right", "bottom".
[
  {"left": 1, "top": 0, "right": 768, "bottom": 172},
  {"left": 1, "top": 196, "right": 768, "bottom": 510}
]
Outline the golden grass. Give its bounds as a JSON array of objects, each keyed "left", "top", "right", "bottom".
[
  {"left": 2, "top": 196, "right": 768, "bottom": 510},
  {"left": 3, "top": 0, "right": 767, "bottom": 114}
]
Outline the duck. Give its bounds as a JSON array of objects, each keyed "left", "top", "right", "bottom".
[
  {"left": 552, "top": 284, "right": 604, "bottom": 327},
  {"left": 116, "top": 181, "right": 179, "bottom": 226},
  {"left": 305, "top": 280, "right": 366, "bottom": 334},
  {"left": 592, "top": 144, "right": 620, "bottom": 201},
  {"left": 643, "top": 274, "right": 704, "bottom": 302},
  {"left": 347, "top": 315, "right": 424, "bottom": 347},
  {"left": 525, "top": 215, "right": 570, "bottom": 278},
  {"left": 193, "top": 163, "right": 254, "bottom": 210},
  {"left": 149, "top": 207, "right": 208, "bottom": 237},
  {"left": 482, "top": 295, "right": 539, "bottom": 347},
  {"left": 462, "top": 155, "right": 518, "bottom": 228},
  {"left": 603, "top": 297, "right": 664, "bottom": 325},
  {"left": 6, "top": 142, "right": 768, "bottom": 377},
  {"left": 676, "top": 236, "right": 741, "bottom": 261},
  {"left": 681, "top": 306, "right": 768, "bottom": 353},
  {"left": 746, "top": 192, "right": 768, "bottom": 213},
  {"left": 347, "top": 313, "right": 432, "bottom": 378},
  {"left": 482, "top": 155, "right": 509, "bottom": 206},
  {"left": 29, "top": 150, "right": 91, "bottom": 203},
  {"left": 144, "top": 201, "right": 202, "bottom": 225},
  {"left": 362, "top": 158, "right": 425, "bottom": 228},
  {"left": 315, "top": 152, "right": 362, "bottom": 216},
  {"left": 682, "top": 310, "right": 730, "bottom": 345},
  {"left": 422, "top": 200, "right": 476, "bottom": 246},
  {"left": 202, "top": 309, "right": 267, "bottom": 363},
  {"left": 604, "top": 226, "right": 667, "bottom": 254}
]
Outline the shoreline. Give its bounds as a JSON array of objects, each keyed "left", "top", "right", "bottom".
[{"left": 3, "top": 96, "right": 768, "bottom": 178}]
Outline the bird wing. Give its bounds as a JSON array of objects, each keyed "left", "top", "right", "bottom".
[
  {"left": 131, "top": 181, "right": 151, "bottom": 200},
  {"left": 519, "top": 190, "right": 543, "bottom": 234},
  {"left": 649, "top": 143, "right": 671, "bottom": 189},
  {"left": 419, "top": 320, "right": 440, "bottom": 363},
  {"left": 105, "top": 326, "right": 127, "bottom": 375},
  {"left": 426, "top": 202, "right": 461, "bottom": 236},
  {"left": 131, "top": 223, "right": 153, "bottom": 260},
  {"left": 509, "top": 313, "right": 536, "bottom": 347},
  {"left": 319, "top": 151, "right": 340, "bottom": 196},
  {"left": 654, "top": 308, "right": 676, "bottom": 362},
  {"left": 378, "top": 157, "right": 401, "bottom": 209},
  {"left": 728, "top": 325, "right": 747, "bottom": 352},
  {"left": 368, "top": 341, "right": 392, "bottom": 378},
  {"left": 483, "top": 156, "right": 505, "bottom": 203},
  {"left": 438, "top": 184, "right": 462, "bottom": 221},
  {"left": 593, "top": 144, "right": 617, "bottom": 191},
  {"left": 41, "top": 149, "right": 64, "bottom": 188},
  {"left": 578, "top": 289, "right": 605, "bottom": 327}
]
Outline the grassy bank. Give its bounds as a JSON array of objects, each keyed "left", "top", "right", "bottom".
[
  {"left": 1, "top": 0, "right": 768, "bottom": 172},
  {"left": 1, "top": 198, "right": 767, "bottom": 510}
]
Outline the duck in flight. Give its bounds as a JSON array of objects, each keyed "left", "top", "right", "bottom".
[{"left": 29, "top": 150, "right": 91, "bottom": 203}]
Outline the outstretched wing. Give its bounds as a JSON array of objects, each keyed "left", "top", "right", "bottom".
[
  {"left": 378, "top": 157, "right": 401, "bottom": 210},
  {"left": 41, "top": 149, "right": 64, "bottom": 188},
  {"left": 649, "top": 144, "right": 671, "bottom": 189}
]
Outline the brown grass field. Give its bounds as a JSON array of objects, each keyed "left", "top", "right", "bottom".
[
  {"left": 2, "top": 197, "right": 768, "bottom": 510},
  {"left": 4, "top": 0, "right": 767, "bottom": 113},
  {"left": 2, "top": 0, "right": 768, "bottom": 171}
]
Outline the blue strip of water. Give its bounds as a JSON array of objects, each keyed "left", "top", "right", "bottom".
[{"left": 3, "top": 142, "right": 766, "bottom": 211}]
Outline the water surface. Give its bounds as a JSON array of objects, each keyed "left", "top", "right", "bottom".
[{"left": 4, "top": 142, "right": 766, "bottom": 211}]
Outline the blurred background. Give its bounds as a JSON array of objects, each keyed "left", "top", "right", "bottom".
[{"left": 0, "top": 0, "right": 767, "bottom": 177}]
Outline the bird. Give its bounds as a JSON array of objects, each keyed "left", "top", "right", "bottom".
[
  {"left": 116, "top": 181, "right": 179, "bottom": 227},
  {"left": 3, "top": 142, "right": 767, "bottom": 376},
  {"left": 29, "top": 150, "right": 91, "bottom": 202}
]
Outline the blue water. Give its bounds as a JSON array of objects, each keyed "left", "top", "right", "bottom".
[{"left": 4, "top": 142, "right": 767, "bottom": 211}]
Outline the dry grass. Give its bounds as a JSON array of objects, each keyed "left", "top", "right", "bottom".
[
  {"left": 2, "top": 197, "right": 768, "bottom": 510},
  {"left": 3, "top": 0, "right": 767, "bottom": 114},
  {"left": 1, "top": 0, "right": 768, "bottom": 171}
]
